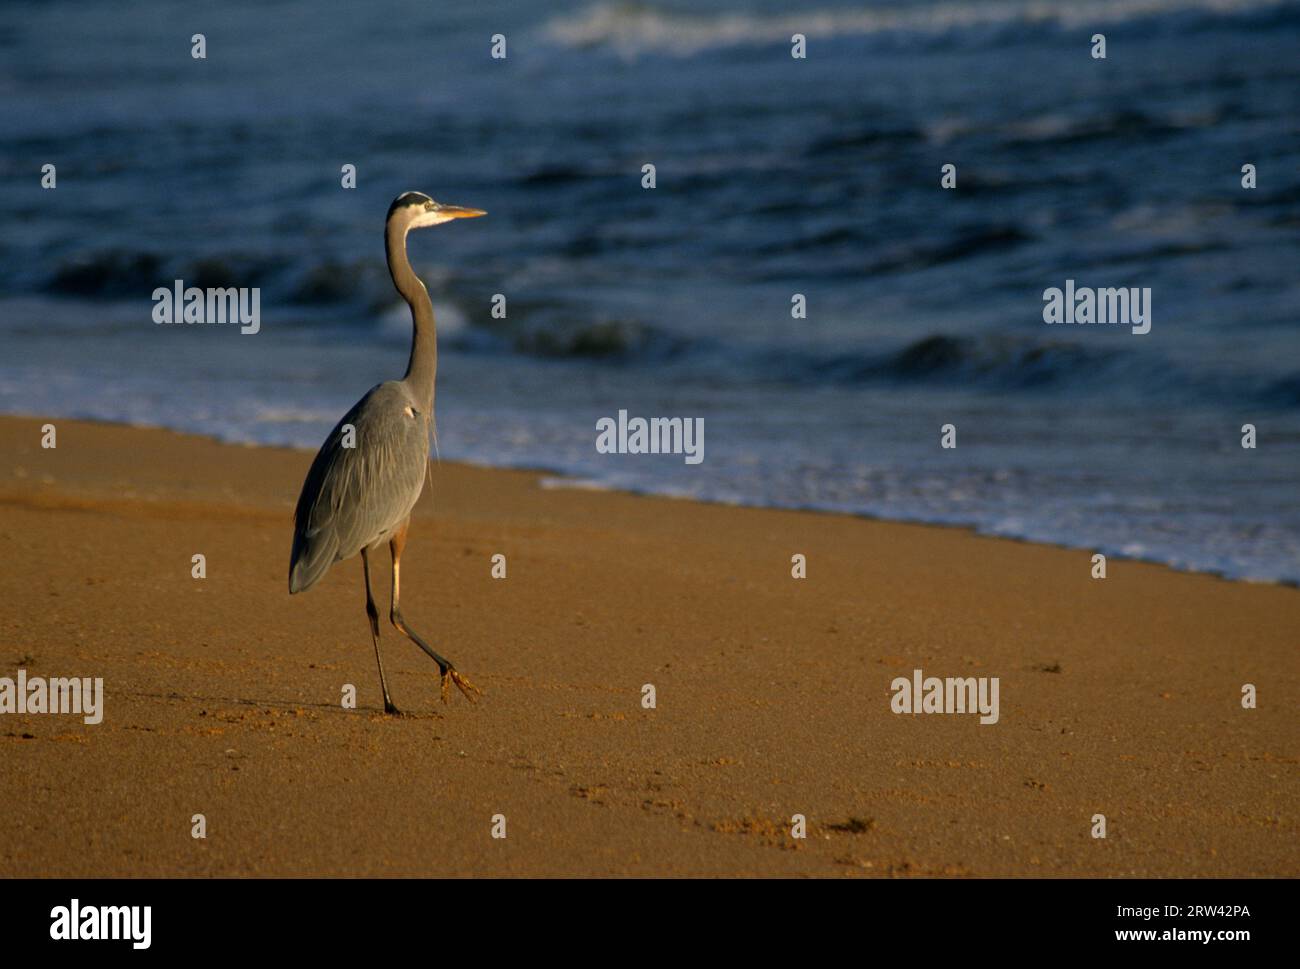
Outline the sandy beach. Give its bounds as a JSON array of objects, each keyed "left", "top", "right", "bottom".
[{"left": 0, "top": 414, "right": 1294, "bottom": 877}]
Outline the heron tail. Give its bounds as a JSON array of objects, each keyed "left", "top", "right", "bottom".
[{"left": 288, "top": 530, "right": 338, "bottom": 594}]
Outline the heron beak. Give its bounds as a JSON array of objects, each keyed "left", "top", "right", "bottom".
[{"left": 435, "top": 204, "right": 487, "bottom": 219}]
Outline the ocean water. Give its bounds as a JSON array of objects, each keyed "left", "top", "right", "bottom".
[{"left": 1, "top": 0, "right": 1298, "bottom": 581}]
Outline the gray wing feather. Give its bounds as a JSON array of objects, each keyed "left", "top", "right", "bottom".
[{"left": 289, "top": 382, "right": 430, "bottom": 593}]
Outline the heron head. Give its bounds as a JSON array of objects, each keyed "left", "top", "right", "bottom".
[{"left": 388, "top": 191, "right": 486, "bottom": 230}]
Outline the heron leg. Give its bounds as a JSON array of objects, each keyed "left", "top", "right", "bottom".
[
  {"left": 362, "top": 547, "right": 401, "bottom": 715},
  {"left": 389, "top": 522, "right": 481, "bottom": 704}
]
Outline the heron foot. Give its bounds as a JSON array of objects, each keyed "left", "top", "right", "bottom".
[
  {"left": 383, "top": 700, "right": 404, "bottom": 717},
  {"left": 440, "top": 666, "right": 482, "bottom": 704}
]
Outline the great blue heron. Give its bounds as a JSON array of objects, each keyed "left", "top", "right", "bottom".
[{"left": 289, "top": 191, "right": 485, "bottom": 714}]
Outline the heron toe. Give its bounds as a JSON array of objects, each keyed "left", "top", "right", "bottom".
[{"left": 441, "top": 668, "right": 482, "bottom": 704}]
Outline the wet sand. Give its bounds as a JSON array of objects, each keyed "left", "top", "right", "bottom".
[{"left": 0, "top": 416, "right": 1295, "bottom": 876}]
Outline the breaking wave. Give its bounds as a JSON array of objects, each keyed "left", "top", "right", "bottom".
[{"left": 545, "top": 0, "right": 1290, "bottom": 57}]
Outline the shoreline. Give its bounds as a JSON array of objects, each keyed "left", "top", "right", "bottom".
[
  {"left": 3, "top": 410, "right": 1291, "bottom": 590},
  {"left": 0, "top": 414, "right": 1295, "bottom": 877}
]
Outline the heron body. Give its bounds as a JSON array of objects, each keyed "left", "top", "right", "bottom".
[
  {"left": 289, "top": 381, "right": 429, "bottom": 595},
  {"left": 289, "top": 191, "right": 485, "bottom": 712}
]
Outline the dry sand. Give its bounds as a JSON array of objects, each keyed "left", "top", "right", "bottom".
[{"left": 0, "top": 415, "right": 1295, "bottom": 876}]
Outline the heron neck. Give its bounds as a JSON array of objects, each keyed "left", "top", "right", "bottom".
[{"left": 386, "top": 220, "right": 436, "bottom": 414}]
